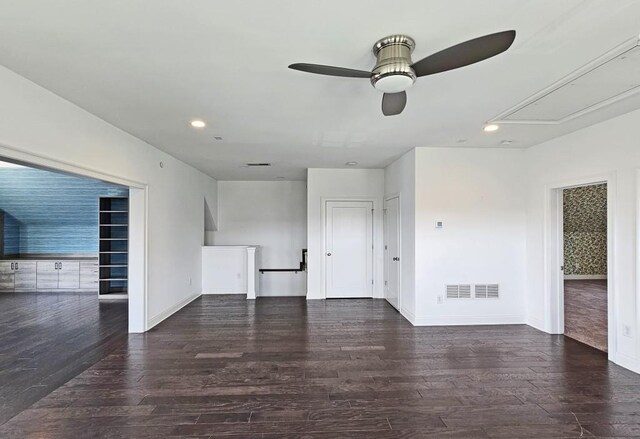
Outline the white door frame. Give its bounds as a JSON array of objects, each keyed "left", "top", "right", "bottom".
[
  {"left": 321, "top": 197, "right": 376, "bottom": 299},
  {"left": 0, "top": 142, "right": 149, "bottom": 333},
  {"left": 384, "top": 194, "right": 401, "bottom": 311},
  {"left": 544, "top": 173, "right": 615, "bottom": 360}
]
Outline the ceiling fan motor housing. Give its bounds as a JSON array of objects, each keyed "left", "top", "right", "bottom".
[{"left": 371, "top": 35, "right": 416, "bottom": 93}]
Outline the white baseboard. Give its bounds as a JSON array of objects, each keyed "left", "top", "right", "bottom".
[
  {"left": 147, "top": 293, "right": 201, "bottom": 330},
  {"left": 257, "top": 292, "right": 307, "bottom": 297},
  {"left": 400, "top": 307, "right": 416, "bottom": 325},
  {"left": 526, "top": 316, "right": 546, "bottom": 332},
  {"left": 564, "top": 275, "right": 607, "bottom": 280},
  {"left": 612, "top": 351, "right": 640, "bottom": 375},
  {"left": 201, "top": 291, "right": 247, "bottom": 295},
  {"left": 412, "top": 314, "right": 526, "bottom": 326},
  {"left": 397, "top": 309, "right": 524, "bottom": 326}
]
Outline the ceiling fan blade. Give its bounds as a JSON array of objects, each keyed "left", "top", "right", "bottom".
[
  {"left": 382, "top": 92, "right": 407, "bottom": 116},
  {"left": 411, "top": 30, "right": 516, "bottom": 77},
  {"left": 288, "top": 63, "right": 371, "bottom": 78}
]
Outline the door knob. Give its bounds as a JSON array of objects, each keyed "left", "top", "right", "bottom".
[{"left": 326, "top": 253, "right": 332, "bottom": 256}]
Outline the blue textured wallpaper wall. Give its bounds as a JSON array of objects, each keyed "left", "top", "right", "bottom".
[
  {"left": 3, "top": 213, "right": 20, "bottom": 255},
  {"left": 0, "top": 167, "right": 128, "bottom": 255}
]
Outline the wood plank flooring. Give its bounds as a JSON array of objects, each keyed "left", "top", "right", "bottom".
[
  {"left": 564, "top": 279, "right": 608, "bottom": 352},
  {"left": 0, "top": 292, "right": 127, "bottom": 424},
  {"left": 2, "top": 294, "right": 640, "bottom": 438}
]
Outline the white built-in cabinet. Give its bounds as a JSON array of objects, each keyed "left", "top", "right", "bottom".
[
  {"left": 0, "top": 262, "right": 15, "bottom": 290},
  {"left": 0, "top": 259, "right": 98, "bottom": 293},
  {"left": 15, "top": 261, "right": 36, "bottom": 291}
]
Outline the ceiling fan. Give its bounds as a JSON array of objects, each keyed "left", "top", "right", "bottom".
[{"left": 289, "top": 30, "right": 516, "bottom": 116}]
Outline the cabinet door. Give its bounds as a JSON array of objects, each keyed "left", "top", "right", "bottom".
[
  {"left": 80, "top": 261, "right": 99, "bottom": 290},
  {"left": 58, "top": 261, "right": 80, "bottom": 289},
  {"left": 37, "top": 261, "right": 59, "bottom": 289},
  {"left": 14, "top": 261, "right": 37, "bottom": 290},
  {"left": 0, "top": 261, "right": 14, "bottom": 291}
]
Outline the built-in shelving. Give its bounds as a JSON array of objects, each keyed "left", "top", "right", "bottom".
[{"left": 99, "top": 197, "right": 128, "bottom": 298}]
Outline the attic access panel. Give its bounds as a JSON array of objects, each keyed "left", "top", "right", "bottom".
[{"left": 494, "top": 37, "right": 640, "bottom": 124}]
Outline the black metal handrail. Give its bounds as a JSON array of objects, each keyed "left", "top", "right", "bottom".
[{"left": 259, "top": 249, "right": 307, "bottom": 274}]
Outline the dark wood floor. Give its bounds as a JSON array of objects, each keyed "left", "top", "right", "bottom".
[
  {"left": 565, "top": 279, "right": 608, "bottom": 352},
  {"left": 2, "top": 295, "right": 640, "bottom": 438},
  {"left": 0, "top": 293, "right": 127, "bottom": 425}
]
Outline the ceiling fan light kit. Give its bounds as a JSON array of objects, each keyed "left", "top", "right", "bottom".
[
  {"left": 371, "top": 35, "right": 417, "bottom": 93},
  {"left": 289, "top": 30, "right": 516, "bottom": 116}
]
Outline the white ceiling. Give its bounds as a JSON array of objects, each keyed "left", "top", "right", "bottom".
[{"left": 1, "top": 1, "right": 640, "bottom": 180}]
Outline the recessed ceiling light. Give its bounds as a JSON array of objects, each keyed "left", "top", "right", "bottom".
[
  {"left": 213, "top": 136, "right": 223, "bottom": 141},
  {"left": 500, "top": 140, "right": 514, "bottom": 145},
  {"left": 276, "top": 176, "right": 285, "bottom": 180},
  {"left": 483, "top": 124, "right": 499, "bottom": 132},
  {"left": 345, "top": 161, "right": 358, "bottom": 167},
  {"left": 190, "top": 120, "right": 206, "bottom": 128}
]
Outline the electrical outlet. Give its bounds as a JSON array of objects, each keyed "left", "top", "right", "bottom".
[
  {"left": 623, "top": 325, "right": 632, "bottom": 338},
  {"left": 437, "top": 295, "right": 443, "bottom": 304}
]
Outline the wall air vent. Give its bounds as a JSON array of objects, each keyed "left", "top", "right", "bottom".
[
  {"left": 474, "top": 284, "right": 499, "bottom": 299},
  {"left": 245, "top": 163, "right": 271, "bottom": 167},
  {"left": 492, "top": 36, "right": 640, "bottom": 124},
  {"left": 446, "top": 284, "right": 471, "bottom": 299}
]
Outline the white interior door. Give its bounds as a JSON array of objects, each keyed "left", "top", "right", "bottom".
[
  {"left": 384, "top": 197, "right": 400, "bottom": 310},
  {"left": 325, "top": 201, "right": 373, "bottom": 298}
]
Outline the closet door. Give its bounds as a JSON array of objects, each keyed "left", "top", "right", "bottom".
[
  {"left": 384, "top": 196, "right": 400, "bottom": 310},
  {"left": 325, "top": 201, "right": 373, "bottom": 298}
]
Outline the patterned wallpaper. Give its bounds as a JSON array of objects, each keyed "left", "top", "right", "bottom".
[
  {"left": 563, "top": 183, "right": 607, "bottom": 276},
  {"left": 0, "top": 166, "right": 128, "bottom": 255}
]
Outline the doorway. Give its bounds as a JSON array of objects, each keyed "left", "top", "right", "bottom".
[
  {"left": 0, "top": 159, "right": 133, "bottom": 423},
  {"left": 384, "top": 196, "right": 400, "bottom": 310},
  {"left": 0, "top": 152, "right": 147, "bottom": 333},
  {"left": 562, "top": 183, "right": 608, "bottom": 352},
  {"left": 324, "top": 200, "right": 373, "bottom": 298}
]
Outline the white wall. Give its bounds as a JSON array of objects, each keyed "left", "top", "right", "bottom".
[
  {"left": 213, "top": 181, "right": 307, "bottom": 296},
  {"left": 525, "top": 108, "right": 640, "bottom": 374},
  {"left": 307, "top": 168, "right": 385, "bottom": 300},
  {"left": 412, "top": 148, "right": 527, "bottom": 325},
  {"left": 0, "top": 65, "right": 218, "bottom": 329},
  {"left": 384, "top": 149, "right": 416, "bottom": 319},
  {"left": 202, "top": 246, "right": 249, "bottom": 294}
]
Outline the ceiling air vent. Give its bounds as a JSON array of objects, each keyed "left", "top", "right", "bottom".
[
  {"left": 475, "top": 284, "right": 499, "bottom": 299},
  {"left": 446, "top": 284, "right": 471, "bottom": 299},
  {"left": 246, "top": 163, "right": 271, "bottom": 167},
  {"left": 492, "top": 36, "right": 640, "bottom": 124}
]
